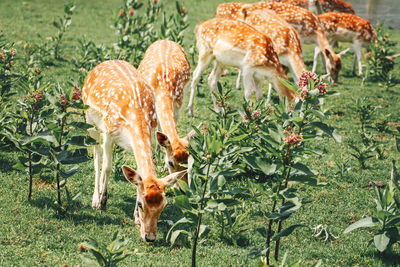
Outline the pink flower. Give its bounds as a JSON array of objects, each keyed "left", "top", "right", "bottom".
[
  {"left": 181, "top": 7, "right": 186, "bottom": 14},
  {"left": 251, "top": 109, "right": 261, "bottom": 119},
  {"left": 59, "top": 94, "right": 70, "bottom": 106},
  {"left": 34, "top": 90, "right": 43, "bottom": 101},
  {"left": 11, "top": 49, "right": 17, "bottom": 57},
  {"left": 129, "top": 7, "right": 134, "bottom": 16},
  {"left": 316, "top": 82, "right": 327, "bottom": 95},
  {"left": 72, "top": 85, "right": 81, "bottom": 101},
  {"left": 119, "top": 9, "right": 124, "bottom": 17},
  {"left": 79, "top": 67, "right": 86, "bottom": 73},
  {"left": 284, "top": 132, "right": 302, "bottom": 147},
  {"left": 153, "top": 0, "right": 158, "bottom": 4},
  {"left": 299, "top": 88, "right": 309, "bottom": 100},
  {"left": 0, "top": 53, "right": 5, "bottom": 60},
  {"left": 243, "top": 114, "right": 249, "bottom": 123},
  {"left": 297, "top": 71, "right": 318, "bottom": 88}
]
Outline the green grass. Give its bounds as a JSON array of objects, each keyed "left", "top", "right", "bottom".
[{"left": 1, "top": 0, "right": 400, "bottom": 266}]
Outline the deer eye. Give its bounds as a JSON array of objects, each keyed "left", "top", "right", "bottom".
[
  {"left": 137, "top": 202, "right": 143, "bottom": 210},
  {"left": 168, "top": 160, "right": 175, "bottom": 168}
]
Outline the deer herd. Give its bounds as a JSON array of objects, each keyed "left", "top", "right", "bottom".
[{"left": 82, "top": 0, "right": 376, "bottom": 242}]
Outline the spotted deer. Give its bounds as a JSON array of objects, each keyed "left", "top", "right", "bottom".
[
  {"left": 216, "top": 2, "right": 348, "bottom": 82},
  {"left": 82, "top": 60, "right": 186, "bottom": 242},
  {"left": 217, "top": 8, "right": 306, "bottom": 96},
  {"left": 276, "top": 0, "right": 355, "bottom": 14},
  {"left": 187, "top": 18, "right": 296, "bottom": 116},
  {"left": 138, "top": 40, "right": 192, "bottom": 177},
  {"left": 317, "top": 12, "right": 376, "bottom": 76}
]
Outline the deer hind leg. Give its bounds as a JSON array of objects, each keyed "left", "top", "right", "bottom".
[
  {"left": 242, "top": 67, "right": 257, "bottom": 102},
  {"left": 188, "top": 48, "right": 213, "bottom": 117},
  {"left": 254, "top": 76, "right": 264, "bottom": 102},
  {"left": 352, "top": 41, "right": 363, "bottom": 76},
  {"left": 208, "top": 62, "right": 224, "bottom": 113},
  {"left": 92, "top": 133, "right": 113, "bottom": 210}
]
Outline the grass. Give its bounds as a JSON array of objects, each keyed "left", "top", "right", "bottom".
[{"left": 1, "top": 0, "right": 400, "bottom": 266}]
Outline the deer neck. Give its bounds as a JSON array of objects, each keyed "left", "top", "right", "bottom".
[
  {"left": 125, "top": 123, "right": 155, "bottom": 180},
  {"left": 316, "top": 30, "right": 337, "bottom": 63},
  {"left": 155, "top": 91, "right": 181, "bottom": 149}
]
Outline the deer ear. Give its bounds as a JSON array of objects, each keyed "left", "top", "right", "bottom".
[
  {"left": 156, "top": 131, "right": 171, "bottom": 148},
  {"left": 324, "top": 49, "right": 334, "bottom": 62},
  {"left": 122, "top": 165, "right": 142, "bottom": 186},
  {"left": 338, "top": 48, "right": 350, "bottom": 58},
  {"left": 160, "top": 169, "right": 187, "bottom": 188}
]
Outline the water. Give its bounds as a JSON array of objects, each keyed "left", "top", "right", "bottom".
[{"left": 348, "top": 0, "right": 400, "bottom": 29}]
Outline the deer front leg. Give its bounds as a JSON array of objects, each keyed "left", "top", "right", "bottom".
[
  {"left": 92, "top": 133, "right": 113, "bottom": 210},
  {"left": 208, "top": 62, "right": 224, "bottom": 113},
  {"left": 236, "top": 68, "right": 242, "bottom": 90},
  {"left": 312, "top": 46, "right": 321, "bottom": 73},
  {"left": 188, "top": 50, "right": 212, "bottom": 117}
]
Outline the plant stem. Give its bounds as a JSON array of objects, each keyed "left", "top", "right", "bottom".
[
  {"left": 274, "top": 167, "right": 291, "bottom": 261},
  {"left": 266, "top": 176, "right": 282, "bottom": 265},
  {"left": 28, "top": 114, "right": 33, "bottom": 200},
  {"left": 191, "top": 162, "right": 211, "bottom": 267},
  {"left": 55, "top": 116, "right": 65, "bottom": 205}
]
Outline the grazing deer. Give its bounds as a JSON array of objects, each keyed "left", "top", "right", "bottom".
[
  {"left": 216, "top": 2, "right": 348, "bottom": 82},
  {"left": 217, "top": 8, "right": 306, "bottom": 92},
  {"left": 82, "top": 60, "right": 186, "bottom": 242},
  {"left": 187, "top": 18, "right": 296, "bottom": 116},
  {"left": 276, "top": 0, "right": 355, "bottom": 14},
  {"left": 138, "top": 40, "right": 192, "bottom": 177},
  {"left": 317, "top": 12, "right": 376, "bottom": 76}
]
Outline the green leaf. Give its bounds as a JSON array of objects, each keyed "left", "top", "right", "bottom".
[
  {"left": 291, "top": 163, "right": 315, "bottom": 176},
  {"left": 199, "top": 225, "right": 210, "bottom": 240},
  {"left": 344, "top": 217, "right": 377, "bottom": 234},
  {"left": 23, "top": 135, "right": 55, "bottom": 145},
  {"left": 57, "top": 149, "right": 90, "bottom": 165},
  {"left": 13, "top": 162, "right": 27, "bottom": 172},
  {"left": 60, "top": 166, "right": 79, "bottom": 178},
  {"left": 374, "top": 232, "right": 390, "bottom": 252},
  {"left": 272, "top": 224, "right": 307, "bottom": 241},
  {"left": 307, "top": 121, "right": 341, "bottom": 142},
  {"left": 256, "top": 226, "right": 267, "bottom": 238},
  {"left": 170, "top": 230, "right": 189, "bottom": 246},
  {"left": 244, "top": 156, "right": 276, "bottom": 176},
  {"left": 174, "top": 195, "right": 190, "bottom": 210}
]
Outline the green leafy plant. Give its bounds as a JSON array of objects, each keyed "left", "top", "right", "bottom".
[
  {"left": 242, "top": 72, "right": 339, "bottom": 264},
  {"left": 344, "top": 161, "right": 400, "bottom": 253},
  {"left": 51, "top": 0, "right": 75, "bottom": 60},
  {"left": 80, "top": 231, "right": 132, "bottom": 266},
  {"left": 258, "top": 251, "right": 322, "bottom": 267},
  {"left": 364, "top": 23, "right": 399, "bottom": 88},
  {"left": 348, "top": 142, "right": 375, "bottom": 169},
  {"left": 0, "top": 32, "right": 19, "bottom": 97},
  {"left": 2, "top": 74, "right": 50, "bottom": 200}
]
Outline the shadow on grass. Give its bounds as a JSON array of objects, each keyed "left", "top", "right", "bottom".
[
  {"left": 29, "top": 196, "right": 123, "bottom": 226},
  {"left": 362, "top": 250, "right": 400, "bottom": 266},
  {"left": 0, "top": 150, "right": 16, "bottom": 172}
]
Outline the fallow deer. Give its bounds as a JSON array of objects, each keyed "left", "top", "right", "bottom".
[
  {"left": 317, "top": 12, "right": 376, "bottom": 76},
  {"left": 277, "top": 0, "right": 355, "bottom": 14},
  {"left": 217, "top": 8, "right": 306, "bottom": 97},
  {"left": 187, "top": 18, "right": 297, "bottom": 116},
  {"left": 138, "top": 40, "right": 192, "bottom": 177},
  {"left": 216, "top": 2, "right": 348, "bottom": 82},
  {"left": 82, "top": 60, "right": 186, "bottom": 242}
]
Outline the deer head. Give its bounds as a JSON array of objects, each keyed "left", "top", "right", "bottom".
[
  {"left": 156, "top": 131, "right": 195, "bottom": 176},
  {"left": 122, "top": 165, "right": 187, "bottom": 242},
  {"left": 324, "top": 48, "right": 348, "bottom": 83}
]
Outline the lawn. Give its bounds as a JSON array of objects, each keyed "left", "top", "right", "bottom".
[{"left": 0, "top": 0, "right": 400, "bottom": 266}]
